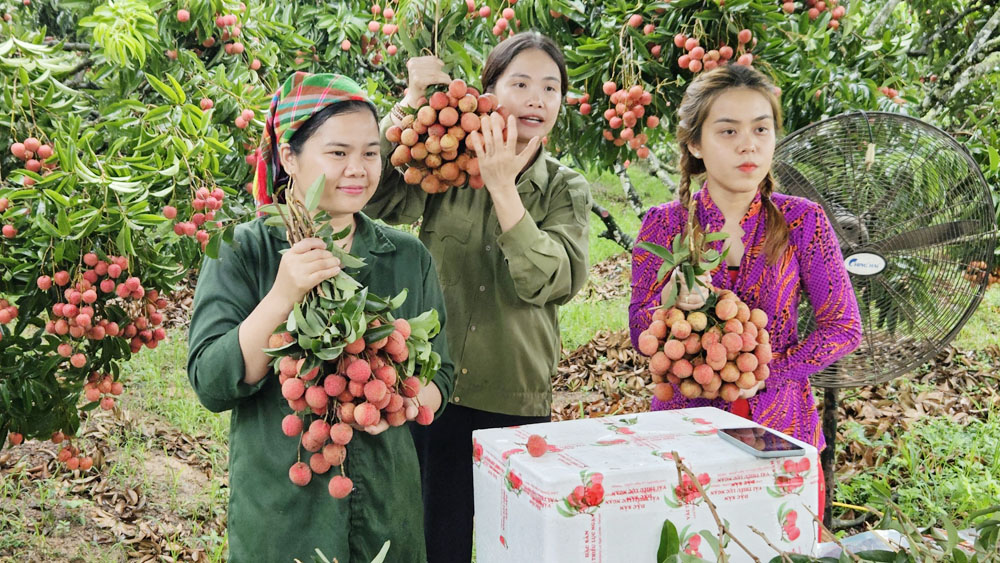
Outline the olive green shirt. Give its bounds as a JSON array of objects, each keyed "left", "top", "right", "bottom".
[
  {"left": 187, "top": 214, "right": 454, "bottom": 563},
  {"left": 364, "top": 118, "right": 591, "bottom": 417}
]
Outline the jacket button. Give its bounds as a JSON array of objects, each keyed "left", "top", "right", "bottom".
[
  {"left": 479, "top": 285, "right": 486, "bottom": 292},
  {"left": 461, "top": 368, "right": 468, "bottom": 374},
  {"left": 470, "top": 325, "right": 476, "bottom": 332}
]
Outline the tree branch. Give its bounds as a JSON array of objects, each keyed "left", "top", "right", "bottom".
[
  {"left": 614, "top": 164, "right": 645, "bottom": 220},
  {"left": 646, "top": 152, "right": 678, "bottom": 196},
  {"left": 591, "top": 202, "right": 634, "bottom": 251},
  {"left": 921, "top": 7, "right": 1000, "bottom": 113},
  {"left": 358, "top": 57, "right": 405, "bottom": 89},
  {"left": 42, "top": 40, "right": 92, "bottom": 51},
  {"left": 671, "top": 451, "right": 762, "bottom": 563},
  {"left": 945, "top": 45, "right": 1000, "bottom": 101},
  {"left": 907, "top": 0, "right": 987, "bottom": 56},
  {"left": 865, "top": 0, "right": 904, "bottom": 37}
]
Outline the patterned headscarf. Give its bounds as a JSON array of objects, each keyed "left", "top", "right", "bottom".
[{"left": 253, "top": 72, "right": 374, "bottom": 206}]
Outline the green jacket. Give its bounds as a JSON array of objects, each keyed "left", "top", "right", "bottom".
[
  {"left": 364, "top": 119, "right": 591, "bottom": 417},
  {"left": 187, "top": 214, "right": 454, "bottom": 563}
]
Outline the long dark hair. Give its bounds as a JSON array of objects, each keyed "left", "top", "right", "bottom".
[
  {"left": 480, "top": 31, "right": 568, "bottom": 96},
  {"left": 675, "top": 64, "right": 789, "bottom": 265}
]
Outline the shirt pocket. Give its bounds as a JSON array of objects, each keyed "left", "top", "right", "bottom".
[{"left": 422, "top": 215, "right": 474, "bottom": 287}]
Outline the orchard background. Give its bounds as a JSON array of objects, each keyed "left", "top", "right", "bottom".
[{"left": 1, "top": 0, "right": 999, "bottom": 560}]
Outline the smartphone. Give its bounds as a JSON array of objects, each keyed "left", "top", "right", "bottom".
[{"left": 718, "top": 426, "right": 806, "bottom": 458}]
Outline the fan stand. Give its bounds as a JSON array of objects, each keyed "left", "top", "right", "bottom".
[{"left": 821, "top": 384, "right": 838, "bottom": 529}]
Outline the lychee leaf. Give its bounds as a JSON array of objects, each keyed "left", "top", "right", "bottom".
[
  {"left": 329, "top": 244, "right": 365, "bottom": 269},
  {"left": 314, "top": 343, "right": 345, "bottom": 361},
  {"left": 363, "top": 295, "right": 389, "bottom": 312},
  {"left": 329, "top": 222, "right": 352, "bottom": 241},
  {"left": 657, "top": 518, "right": 680, "bottom": 561},
  {"left": 657, "top": 261, "right": 674, "bottom": 283},
  {"left": 637, "top": 241, "right": 675, "bottom": 263},
  {"left": 683, "top": 266, "right": 696, "bottom": 296},
  {"left": 369, "top": 541, "right": 391, "bottom": 563},
  {"left": 662, "top": 281, "right": 679, "bottom": 309},
  {"left": 418, "top": 351, "right": 441, "bottom": 382},
  {"left": 263, "top": 215, "right": 287, "bottom": 228},
  {"left": 699, "top": 531, "right": 720, "bottom": 554},
  {"left": 407, "top": 309, "right": 440, "bottom": 340},
  {"left": 304, "top": 173, "right": 326, "bottom": 212},
  {"left": 389, "top": 289, "right": 408, "bottom": 310},
  {"left": 364, "top": 323, "right": 396, "bottom": 344}
]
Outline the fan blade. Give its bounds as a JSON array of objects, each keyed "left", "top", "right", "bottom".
[
  {"left": 875, "top": 220, "right": 981, "bottom": 253},
  {"left": 773, "top": 161, "right": 858, "bottom": 248}
]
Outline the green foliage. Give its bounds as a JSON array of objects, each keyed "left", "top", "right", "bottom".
[
  {"left": 838, "top": 410, "right": 1000, "bottom": 529},
  {"left": 79, "top": 0, "right": 158, "bottom": 67}
]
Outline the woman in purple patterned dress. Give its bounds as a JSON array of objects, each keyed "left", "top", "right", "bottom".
[{"left": 629, "top": 64, "right": 862, "bottom": 452}]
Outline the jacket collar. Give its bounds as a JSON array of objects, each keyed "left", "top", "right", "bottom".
[
  {"left": 695, "top": 186, "right": 763, "bottom": 232},
  {"left": 516, "top": 146, "right": 550, "bottom": 194}
]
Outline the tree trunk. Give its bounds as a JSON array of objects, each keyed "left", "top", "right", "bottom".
[
  {"left": 591, "top": 202, "right": 634, "bottom": 251},
  {"left": 865, "top": 0, "right": 904, "bottom": 37},
  {"left": 615, "top": 164, "right": 645, "bottom": 220},
  {"left": 921, "top": 6, "right": 1000, "bottom": 113},
  {"left": 646, "top": 152, "right": 678, "bottom": 197}
]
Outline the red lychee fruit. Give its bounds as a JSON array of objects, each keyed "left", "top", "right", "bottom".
[
  {"left": 329, "top": 475, "right": 353, "bottom": 498},
  {"left": 288, "top": 461, "right": 312, "bottom": 486}
]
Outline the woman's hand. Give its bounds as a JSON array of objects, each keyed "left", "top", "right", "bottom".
[
  {"left": 355, "top": 381, "right": 443, "bottom": 436},
  {"left": 402, "top": 56, "right": 451, "bottom": 108},
  {"left": 738, "top": 381, "right": 765, "bottom": 400},
  {"left": 467, "top": 113, "right": 541, "bottom": 199},
  {"left": 665, "top": 269, "right": 713, "bottom": 311},
  {"left": 268, "top": 238, "right": 341, "bottom": 309}
]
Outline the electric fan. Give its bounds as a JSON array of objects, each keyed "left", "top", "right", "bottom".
[
  {"left": 774, "top": 111, "right": 997, "bottom": 387},
  {"left": 772, "top": 111, "right": 998, "bottom": 525}
]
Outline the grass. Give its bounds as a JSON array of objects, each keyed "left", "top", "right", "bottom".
[
  {"left": 953, "top": 285, "right": 1000, "bottom": 351},
  {"left": 559, "top": 297, "right": 630, "bottom": 350},
  {"left": 557, "top": 163, "right": 666, "bottom": 350},
  {"left": 838, "top": 405, "right": 1000, "bottom": 526}
]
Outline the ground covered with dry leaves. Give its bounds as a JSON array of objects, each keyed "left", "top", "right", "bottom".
[{"left": 1, "top": 257, "right": 998, "bottom": 561}]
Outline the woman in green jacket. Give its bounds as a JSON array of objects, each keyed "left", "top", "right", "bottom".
[
  {"left": 364, "top": 32, "right": 592, "bottom": 563},
  {"left": 187, "top": 72, "right": 454, "bottom": 563}
]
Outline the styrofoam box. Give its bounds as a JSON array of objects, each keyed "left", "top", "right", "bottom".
[{"left": 472, "top": 407, "right": 819, "bottom": 562}]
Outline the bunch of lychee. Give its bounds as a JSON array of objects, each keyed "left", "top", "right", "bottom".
[
  {"left": 674, "top": 29, "right": 754, "bottom": 74},
  {"left": 40, "top": 254, "right": 169, "bottom": 356},
  {"left": 598, "top": 82, "right": 659, "bottom": 159},
  {"left": 964, "top": 260, "right": 1000, "bottom": 289},
  {"left": 165, "top": 187, "right": 226, "bottom": 250},
  {"left": 637, "top": 290, "right": 772, "bottom": 402},
  {"left": 466, "top": 2, "right": 518, "bottom": 38},
  {"left": 0, "top": 297, "right": 18, "bottom": 342},
  {"left": 565, "top": 93, "right": 591, "bottom": 116},
  {"left": 83, "top": 372, "right": 125, "bottom": 411},
  {"left": 0, "top": 196, "right": 16, "bottom": 240},
  {"left": 877, "top": 86, "right": 905, "bottom": 105},
  {"left": 386, "top": 78, "right": 501, "bottom": 193},
  {"left": 55, "top": 440, "right": 94, "bottom": 472},
  {"left": 358, "top": 3, "right": 400, "bottom": 63},
  {"left": 274, "top": 317, "right": 434, "bottom": 499},
  {"left": 9, "top": 137, "right": 57, "bottom": 186},
  {"left": 798, "top": 0, "right": 846, "bottom": 29}
]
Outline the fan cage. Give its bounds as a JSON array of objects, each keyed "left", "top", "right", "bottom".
[{"left": 773, "top": 112, "right": 998, "bottom": 388}]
